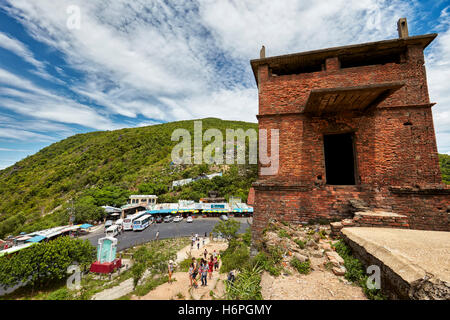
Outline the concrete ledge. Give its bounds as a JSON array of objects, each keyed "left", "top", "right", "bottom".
[{"left": 341, "top": 227, "right": 450, "bottom": 299}]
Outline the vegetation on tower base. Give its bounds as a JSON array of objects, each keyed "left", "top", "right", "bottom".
[{"left": 439, "top": 154, "right": 450, "bottom": 184}]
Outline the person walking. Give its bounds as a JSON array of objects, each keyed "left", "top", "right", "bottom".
[
  {"left": 197, "top": 240, "right": 200, "bottom": 250},
  {"left": 155, "top": 230, "right": 160, "bottom": 241},
  {"left": 213, "top": 255, "right": 218, "bottom": 271},
  {"left": 168, "top": 260, "right": 174, "bottom": 284},
  {"left": 208, "top": 256, "right": 214, "bottom": 280},
  {"left": 191, "top": 258, "right": 198, "bottom": 288},
  {"left": 195, "top": 233, "right": 199, "bottom": 241},
  {"left": 201, "top": 259, "right": 208, "bottom": 286},
  {"left": 203, "top": 248, "right": 208, "bottom": 260},
  {"left": 202, "top": 237, "right": 205, "bottom": 247},
  {"left": 188, "top": 263, "right": 194, "bottom": 287}
]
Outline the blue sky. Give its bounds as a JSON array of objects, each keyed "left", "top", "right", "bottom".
[{"left": 0, "top": 0, "right": 449, "bottom": 169}]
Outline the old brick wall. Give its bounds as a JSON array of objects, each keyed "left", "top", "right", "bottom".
[{"left": 252, "top": 43, "right": 449, "bottom": 239}]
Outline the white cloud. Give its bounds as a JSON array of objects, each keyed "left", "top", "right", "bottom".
[
  {"left": 0, "top": 67, "right": 118, "bottom": 131},
  {"left": 426, "top": 6, "right": 450, "bottom": 154},
  {"left": 0, "top": 31, "right": 45, "bottom": 70},
  {"left": 0, "top": 0, "right": 448, "bottom": 155}
]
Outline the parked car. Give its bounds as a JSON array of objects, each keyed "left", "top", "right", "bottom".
[
  {"left": 155, "top": 216, "right": 163, "bottom": 223},
  {"left": 186, "top": 216, "right": 193, "bottom": 223},
  {"left": 105, "top": 225, "right": 119, "bottom": 237},
  {"left": 220, "top": 215, "right": 229, "bottom": 221},
  {"left": 163, "top": 216, "right": 173, "bottom": 223},
  {"left": 173, "top": 216, "right": 183, "bottom": 222},
  {"left": 104, "top": 220, "right": 113, "bottom": 231}
]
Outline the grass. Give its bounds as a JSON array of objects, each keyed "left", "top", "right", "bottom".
[
  {"left": 333, "top": 240, "right": 386, "bottom": 300},
  {"left": 278, "top": 229, "right": 291, "bottom": 239},
  {"left": 225, "top": 264, "right": 263, "bottom": 300},
  {"left": 176, "top": 292, "right": 185, "bottom": 299},
  {"left": 294, "top": 239, "right": 306, "bottom": 249},
  {"left": 290, "top": 258, "right": 311, "bottom": 275},
  {"left": 134, "top": 275, "right": 169, "bottom": 297}
]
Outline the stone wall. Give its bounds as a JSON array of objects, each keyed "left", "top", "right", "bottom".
[{"left": 252, "top": 41, "right": 449, "bottom": 239}]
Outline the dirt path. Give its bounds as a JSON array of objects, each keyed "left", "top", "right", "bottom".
[
  {"left": 133, "top": 240, "right": 228, "bottom": 300},
  {"left": 261, "top": 263, "right": 367, "bottom": 300}
]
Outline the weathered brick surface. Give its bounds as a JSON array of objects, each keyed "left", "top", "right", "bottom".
[{"left": 252, "top": 41, "right": 450, "bottom": 239}]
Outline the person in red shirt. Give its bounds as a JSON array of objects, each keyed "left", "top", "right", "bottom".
[{"left": 208, "top": 256, "right": 214, "bottom": 279}]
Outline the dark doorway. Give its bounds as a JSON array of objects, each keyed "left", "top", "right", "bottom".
[{"left": 323, "top": 133, "right": 356, "bottom": 185}]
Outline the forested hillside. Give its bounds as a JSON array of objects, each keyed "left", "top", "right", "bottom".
[{"left": 0, "top": 118, "right": 258, "bottom": 237}]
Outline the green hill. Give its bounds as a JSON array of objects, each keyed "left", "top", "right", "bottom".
[
  {"left": 0, "top": 117, "right": 448, "bottom": 238},
  {"left": 0, "top": 118, "right": 258, "bottom": 238}
]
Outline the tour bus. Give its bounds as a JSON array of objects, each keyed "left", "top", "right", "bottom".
[
  {"left": 123, "top": 211, "right": 148, "bottom": 231},
  {"left": 133, "top": 214, "right": 152, "bottom": 231}
]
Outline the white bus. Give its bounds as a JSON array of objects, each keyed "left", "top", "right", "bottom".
[
  {"left": 133, "top": 214, "right": 152, "bottom": 231},
  {"left": 123, "top": 211, "right": 147, "bottom": 231}
]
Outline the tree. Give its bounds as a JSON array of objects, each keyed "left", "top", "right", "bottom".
[
  {"left": 0, "top": 236, "right": 95, "bottom": 290},
  {"left": 73, "top": 199, "right": 105, "bottom": 224},
  {"left": 213, "top": 219, "right": 241, "bottom": 241}
]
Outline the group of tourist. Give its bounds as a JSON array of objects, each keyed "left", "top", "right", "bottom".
[
  {"left": 166, "top": 232, "right": 220, "bottom": 287},
  {"left": 188, "top": 249, "right": 220, "bottom": 288}
]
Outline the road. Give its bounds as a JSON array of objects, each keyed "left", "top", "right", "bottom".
[{"left": 82, "top": 217, "right": 251, "bottom": 252}]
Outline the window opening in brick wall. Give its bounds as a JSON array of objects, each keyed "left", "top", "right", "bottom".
[{"left": 323, "top": 133, "right": 356, "bottom": 185}]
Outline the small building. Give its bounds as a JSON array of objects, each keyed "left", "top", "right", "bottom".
[
  {"left": 127, "top": 195, "right": 157, "bottom": 205},
  {"left": 101, "top": 205, "right": 121, "bottom": 220}
]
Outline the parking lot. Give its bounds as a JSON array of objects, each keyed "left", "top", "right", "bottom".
[{"left": 82, "top": 217, "right": 251, "bottom": 252}]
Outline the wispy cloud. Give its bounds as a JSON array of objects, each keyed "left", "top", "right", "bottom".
[{"left": 0, "top": 0, "right": 448, "bottom": 159}]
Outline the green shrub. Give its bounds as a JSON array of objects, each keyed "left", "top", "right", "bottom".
[
  {"left": 225, "top": 264, "right": 262, "bottom": 300},
  {"left": 278, "top": 229, "right": 290, "bottom": 239},
  {"left": 241, "top": 228, "right": 252, "bottom": 247},
  {"left": 319, "top": 229, "right": 327, "bottom": 239},
  {"left": 252, "top": 252, "right": 281, "bottom": 276},
  {"left": 294, "top": 239, "right": 306, "bottom": 249},
  {"left": 332, "top": 240, "right": 385, "bottom": 300},
  {"left": 0, "top": 236, "right": 95, "bottom": 290},
  {"left": 290, "top": 258, "right": 311, "bottom": 274},
  {"left": 220, "top": 241, "right": 250, "bottom": 273},
  {"left": 47, "top": 288, "right": 72, "bottom": 300},
  {"left": 178, "top": 258, "right": 192, "bottom": 272}
]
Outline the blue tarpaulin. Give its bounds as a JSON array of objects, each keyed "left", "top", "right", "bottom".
[
  {"left": 26, "top": 235, "right": 46, "bottom": 243},
  {"left": 147, "top": 209, "right": 173, "bottom": 214},
  {"left": 80, "top": 224, "right": 93, "bottom": 229}
]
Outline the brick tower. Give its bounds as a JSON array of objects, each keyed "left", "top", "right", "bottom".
[{"left": 250, "top": 19, "right": 449, "bottom": 238}]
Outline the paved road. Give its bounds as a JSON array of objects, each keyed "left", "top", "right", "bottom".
[{"left": 82, "top": 217, "right": 250, "bottom": 252}]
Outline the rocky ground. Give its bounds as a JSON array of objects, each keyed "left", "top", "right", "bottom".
[{"left": 259, "top": 220, "right": 367, "bottom": 300}]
